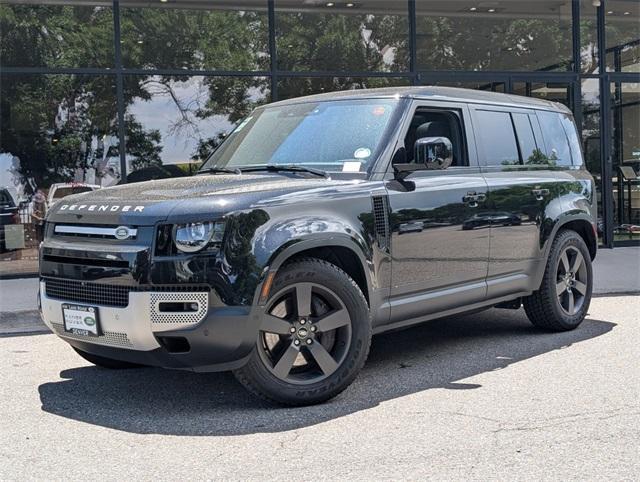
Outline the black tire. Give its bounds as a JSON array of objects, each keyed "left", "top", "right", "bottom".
[
  {"left": 72, "top": 347, "right": 144, "bottom": 369},
  {"left": 524, "top": 229, "right": 593, "bottom": 331},
  {"left": 233, "top": 258, "right": 372, "bottom": 406}
]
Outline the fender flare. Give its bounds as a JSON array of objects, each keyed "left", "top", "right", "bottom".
[
  {"left": 532, "top": 213, "right": 596, "bottom": 289},
  {"left": 252, "top": 233, "right": 374, "bottom": 306}
]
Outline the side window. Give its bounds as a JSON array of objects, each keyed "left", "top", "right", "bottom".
[
  {"left": 560, "top": 113, "right": 584, "bottom": 166},
  {"left": 474, "top": 110, "right": 519, "bottom": 166},
  {"left": 536, "top": 111, "right": 573, "bottom": 166},
  {"left": 402, "top": 109, "right": 467, "bottom": 167},
  {"left": 512, "top": 113, "right": 539, "bottom": 164}
]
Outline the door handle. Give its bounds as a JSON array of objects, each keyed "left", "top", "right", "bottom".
[
  {"left": 463, "top": 191, "right": 486, "bottom": 207},
  {"left": 531, "top": 188, "right": 550, "bottom": 200}
]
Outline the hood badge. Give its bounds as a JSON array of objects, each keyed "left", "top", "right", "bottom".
[
  {"left": 58, "top": 204, "right": 145, "bottom": 213},
  {"left": 114, "top": 226, "right": 134, "bottom": 240}
]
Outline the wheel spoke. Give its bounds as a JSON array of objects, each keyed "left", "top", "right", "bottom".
[
  {"left": 574, "top": 280, "right": 587, "bottom": 295},
  {"left": 272, "top": 345, "right": 299, "bottom": 379},
  {"left": 556, "top": 281, "right": 566, "bottom": 296},
  {"left": 559, "top": 251, "right": 570, "bottom": 273},
  {"left": 307, "top": 342, "right": 338, "bottom": 375},
  {"left": 314, "top": 308, "right": 350, "bottom": 332},
  {"left": 261, "top": 314, "right": 293, "bottom": 335},
  {"left": 571, "top": 251, "right": 584, "bottom": 273},
  {"left": 296, "top": 284, "right": 313, "bottom": 318},
  {"left": 567, "top": 291, "right": 575, "bottom": 314}
]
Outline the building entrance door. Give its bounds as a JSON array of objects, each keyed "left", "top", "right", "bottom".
[{"left": 611, "top": 80, "right": 640, "bottom": 244}]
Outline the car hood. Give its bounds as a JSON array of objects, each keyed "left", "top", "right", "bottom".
[{"left": 46, "top": 174, "right": 357, "bottom": 225}]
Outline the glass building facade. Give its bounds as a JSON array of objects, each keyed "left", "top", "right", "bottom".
[{"left": 0, "top": 0, "right": 638, "bottom": 276}]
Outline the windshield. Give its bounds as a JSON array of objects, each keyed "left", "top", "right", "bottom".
[{"left": 200, "top": 99, "right": 400, "bottom": 174}]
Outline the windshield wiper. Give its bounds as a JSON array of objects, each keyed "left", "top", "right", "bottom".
[
  {"left": 196, "top": 167, "right": 241, "bottom": 175},
  {"left": 240, "top": 164, "right": 329, "bottom": 179}
]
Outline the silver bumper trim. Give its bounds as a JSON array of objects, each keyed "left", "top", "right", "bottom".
[{"left": 40, "top": 282, "right": 209, "bottom": 351}]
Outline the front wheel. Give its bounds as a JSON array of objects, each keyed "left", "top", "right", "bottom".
[
  {"left": 524, "top": 229, "right": 593, "bottom": 331},
  {"left": 233, "top": 258, "right": 372, "bottom": 406}
]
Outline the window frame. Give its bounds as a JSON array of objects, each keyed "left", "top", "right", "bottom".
[{"left": 384, "top": 99, "right": 476, "bottom": 177}]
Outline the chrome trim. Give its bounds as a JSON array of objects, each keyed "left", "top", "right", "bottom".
[{"left": 54, "top": 225, "right": 138, "bottom": 238}]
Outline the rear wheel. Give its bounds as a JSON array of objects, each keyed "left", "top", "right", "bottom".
[
  {"left": 233, "top": 258, "right": 372, "bottom": 406},
  {"left": 524, "top": 229, "right": 593, "bottom": 331},
  {"left": 72, "top": 347, "right": 144, "bottom": 369}
]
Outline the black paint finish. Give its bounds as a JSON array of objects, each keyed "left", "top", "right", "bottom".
[{"left": 40, "top": 87, "right": 597, "bottom": 371}]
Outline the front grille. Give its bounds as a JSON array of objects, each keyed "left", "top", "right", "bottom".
[
  {"left": 43, "top": 277, "right": 211, "bottom": 308},
  {"left": 44, "top": 278, "right": 130, "bottom": 308},
  {"left": 150, "top": 292, "right": 209, "bottom": 325}
]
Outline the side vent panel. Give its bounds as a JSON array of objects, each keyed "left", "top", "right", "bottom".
[{"left": 372, "top": 195, "right": 390, "bottom": 251}]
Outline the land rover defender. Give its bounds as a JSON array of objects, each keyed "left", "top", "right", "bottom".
[{"left": 39, "top": 87, "right": 597, "bottom": 405}]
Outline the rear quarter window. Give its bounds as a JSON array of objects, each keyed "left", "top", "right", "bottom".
[
  {"left": 559, "top": 113, "right": 584, "bottom": 167},
  {"left": 536, "top": 111, "right": 573, "bottom": 167}
]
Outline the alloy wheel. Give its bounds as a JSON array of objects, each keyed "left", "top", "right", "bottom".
[
  {"left": 555, "top": 245, "right": 588, "bottom": 316},
  {"left": 257, "top": 282, "right": 352, "bottom": 384}
]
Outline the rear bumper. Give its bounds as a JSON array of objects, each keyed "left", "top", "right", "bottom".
[{"left": 40, "top": 282, "right": 260, "bottom": 372}]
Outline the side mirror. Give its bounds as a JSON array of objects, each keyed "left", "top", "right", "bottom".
[
  {"left": 394, "top": 136, "right": 454, "bottom": 180},
  {"left": 415, "top": 136, "right": 453, "bottom": 170}
]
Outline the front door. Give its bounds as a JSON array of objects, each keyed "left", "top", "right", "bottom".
[{"left": 384, "top": 101, "right": 490, "bottom": 325}]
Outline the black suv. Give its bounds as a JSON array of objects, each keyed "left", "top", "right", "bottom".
[
  {"left": 40, "top": 87, "right": 597, "bottom": 405},
  {"left": 0, "top": 188, "right": 19, "bottom": 253}
]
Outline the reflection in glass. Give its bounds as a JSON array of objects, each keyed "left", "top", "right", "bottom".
[
  {"left": 202, "top": 99, "right": 401, "bottom": 173},
  {"left": 275, "top": 0, "right": 409, "bottom": 72},
  {"left": 0, "top": 74, "right": 119, "bottom": 274},
  {"left": 421, "top": 80, "right": 506, "bottom": 92},
  {"left": 0, "top": 74, "right": 120, "bottom": 189},
  {"left": 277, "top": 76, "right": 410, "bottom": 101},
  {"left": 474, "top": 110, "right": 520, "bottom": 166},
  {"left": 582, "top": 79, "right": 603, "bottom": 239},
  {"left": 580, "top": 0, "right": 599, "bottom": 74},
  {"left": 416, "top": 0, "right": 573, "bottom": 71},
  {"left": 611, "top": 82, "right": 640, "bottom": 241},
  {"left": 605, "top": 1, "right": 640, "bottom": 72},
  {"left": 124, "top": 76, "right": 269, "bottom": 181},
  {"left": 512, "top": 81, "right": 573, "bottom": 109},
  {"left": 0, "top": 1, "right": 114, "bottom": 68},
  {"left": 120, "top": 1, "right": 269, "bottom": 71}
]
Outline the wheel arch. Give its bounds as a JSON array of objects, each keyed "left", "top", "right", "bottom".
[
  {"left": 548, "top": 215, "right": 597, "bottom": 261},
  {"left": 256, "top": 235, "right": 373, "bottom": 307},
  {"left": 532, "top": 214, "right": 597, "bottom": 291}
]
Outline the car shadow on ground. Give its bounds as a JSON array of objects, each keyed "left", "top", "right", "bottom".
[{"left": 38, "top": 308, "right": 615, "bottom": 436}]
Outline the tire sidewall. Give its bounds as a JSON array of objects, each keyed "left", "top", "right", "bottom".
[
  {"left": 240, "top": 260, "right": 371, "bottom": 405},
  {"left": 546, "top": 232, "right": 593, "bottom": 329}
]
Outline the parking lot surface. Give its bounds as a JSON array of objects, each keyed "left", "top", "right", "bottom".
[{"left": 1, "top": 296, "right": 638, "bottom": 480}]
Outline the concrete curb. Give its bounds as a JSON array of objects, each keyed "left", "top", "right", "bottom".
[{"left": 0, "top": 310, "right": 50, "bottom": 336}]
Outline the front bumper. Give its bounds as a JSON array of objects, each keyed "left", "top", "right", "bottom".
[{"left": 40, "top": 282, "right": 260, "bottom": 372}]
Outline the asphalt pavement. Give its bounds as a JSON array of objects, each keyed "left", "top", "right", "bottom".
[{"left": 1, "top": 296, "right": 638, "bottom": 480}]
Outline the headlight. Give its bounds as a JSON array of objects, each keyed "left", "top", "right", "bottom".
[{"left": 172, "top": 221, "right": 225, "bottom": 253}]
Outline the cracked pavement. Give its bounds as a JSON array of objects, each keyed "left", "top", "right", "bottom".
[{"left": 1, "top": 296, "right": 638, "bottom": 480}]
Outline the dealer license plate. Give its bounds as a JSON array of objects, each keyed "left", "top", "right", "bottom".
[{"left": 62, "top": 304, "right": 100, "bottom": 337}]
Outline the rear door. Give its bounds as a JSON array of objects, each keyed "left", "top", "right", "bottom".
[
  {"left": 469, "top": 106, "right": 571, "bottom": 298},
  {"left": 384, "top": 101, "right": 490, "bottom": 325}
]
